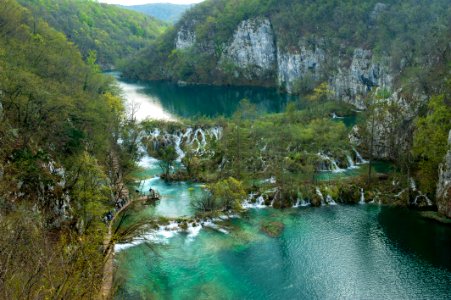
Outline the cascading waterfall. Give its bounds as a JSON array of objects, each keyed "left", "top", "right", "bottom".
[
  {"left": 413, "top": 194, "right": 433, "bottom": 207},
  {"left": 353, "top": 147, "right": 369, "bottom": 164},
  {"left": 332, "top": 112, "right": 344, "bottom": 119},
  {"left": 346, "top": 154, "right": 358, "bottom": 169},
  {"left": 326, "top": 195, "right": 337, "bottom": 205},
  {"left": 300, "top": 199, "right": 311, "bottom": 207},
  {"left": 115, "top": 214, "right": 237, "bottom": 251},
  {"left": 409, "top": 178, "right": 433, "bottom": 206},
  {"left": 146, "top": 127, "right": 223, "bottom": 160},
  {"left": 359, "top": 188, "right": 365, "bottom": 204},
  {"left": 243, "top": 193, "right": 266, "bottom": 209},
  {"left": 316, "top": 188, "right": 325, "bottom": 206},
  {"left": 410, "top": 178, "right": 417, "bottom": 192},
  {"left": 317, "top": 153, "right": 345, "bottom": 173},
  {"left": 315, "top": 188, "right": 337, "bottom": 205},
  {"left": 174, "top": 133, "right": 184, "bottom": 161}
]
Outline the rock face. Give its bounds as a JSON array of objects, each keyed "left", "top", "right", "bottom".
[
  {"left": 220, "top": 18, "right": 277, "bottom": 80},
  {"left": 176, "top": 17, "right": 395, "bottom": 107},
  {"left": 175, "top": 25, "right": 196, "bottom": 50},
  {"left": 366, "top": 91, "right": 422, "bottom": 160},
  {"left": 437, "top": 130, "right": 451, "bottom": 218},
  {"left": 277, "top": 44, "right": 325, "bottom": 93},
  {"left": 331, "top": 48, "right": 393, "bottom": 109}
]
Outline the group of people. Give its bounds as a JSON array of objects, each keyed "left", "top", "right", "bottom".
[
  {"left": 103, "top": 186, "right": 160, "bottom": 223},
  {"left": 115, "top": 198, "right": 126, "bottom": 209},
  {"left": 148, "top": 187, "right": 159, "bottom": 199},
  {"left": 102, "top": 197, "right": 128, "bottom": 223}
]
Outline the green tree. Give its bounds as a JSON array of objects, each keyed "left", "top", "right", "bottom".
[
  {"left": 207, "top": 177, "right": 246, "bottom": 210},
  {"left": 413, "top": 94, "right": 451, "bottom": 194},
  {"left": 158, "top": 145, "right": 178, "bottom": 178}
]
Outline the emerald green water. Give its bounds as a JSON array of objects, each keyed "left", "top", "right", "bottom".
[
  {"left": 115, "top": 206, "right": 451, "bottom": 299},
  {"left": 107, "top": 72, "right": 295, "bottom": 121}
]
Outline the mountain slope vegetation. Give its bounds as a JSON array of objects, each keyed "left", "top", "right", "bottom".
[
  {"left": 0, "top": 0, "right": 140, "bottom": 297},
  {"left": 19, "top": 0, "right": 167, "bottom": 68},
  {"left": 123, "top": 0, "right": 449, "bottom": 94}
]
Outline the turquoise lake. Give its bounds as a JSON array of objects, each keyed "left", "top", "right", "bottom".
[
  {"left": 115, "top": 205, "right": 451, "bottom": 299},
  {"left": 107, "top": 72, "right": 295, "bottom": 121},
  {"left": 112, "top": 75, "right": 451, "bottom": 300}
]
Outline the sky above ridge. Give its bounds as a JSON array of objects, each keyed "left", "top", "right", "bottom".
[{"left": 98, "top": 0, "right": 204, "bottom": 5}]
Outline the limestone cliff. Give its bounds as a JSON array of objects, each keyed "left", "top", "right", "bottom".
[
  {"left": 220, "top": 18, "right": 277, "bottom": 80},
  {"left": 437, "top": 131, "right": 451, "bottom": 218},
  {"left": 173, "top": 17, "right": 396, "bottom": 108},
  {"left": 277, "top": 43, "right": 325, "bottom": 94},
  {"left": 331, "top": 49, "right": 393, "bottom": 109},
  {"left": 175, "top": 24, "right": 196, "bottom": 50}
]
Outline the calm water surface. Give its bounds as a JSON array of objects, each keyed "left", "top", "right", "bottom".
[
  {"left": 115, "top": 206, "right": 451, "bottom": 299},
  {"left": 107, "top": 72, "right": 294, "bottom": 121}
]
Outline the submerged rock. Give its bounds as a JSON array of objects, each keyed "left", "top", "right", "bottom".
[{"left": 260, "top": 221, "right": 284, "bottom": 238}]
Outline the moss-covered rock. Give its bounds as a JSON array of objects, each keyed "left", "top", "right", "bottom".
[{"left": 338, "top": 184, "right": 360, "bottom": 204}]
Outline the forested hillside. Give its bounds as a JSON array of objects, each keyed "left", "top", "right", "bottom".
[
  {"left": 120, "top": 3, "right": 193, "bottom": 23},
  {"left": 0, "top": 0, "right": 139, "bottom": 297},
  {"left": 123, "top": 0, "right": 449, "bottom": 94},
  {"left": 19, "top": 0, "right": 167, "bottom": 68}
]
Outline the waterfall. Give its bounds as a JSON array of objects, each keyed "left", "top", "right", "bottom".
[
  {"left": 293, "top": 198, "right": 311, "bottom": 207},
  {"left": 332, "top": 112, "right": 344, "bottom": 119},
  {"left": 146, "top": 126, "right": 222, "bottom": 159},
  {"left": 257, "top": 195, "right": 265, "bottom": 206},
  {"left": 409, "top": 178, "right": 417, "bottom": 192},
  {"left": 210, "top": 127, "right": 223, "bottom": 140},
  {"left": 183, "top": 127, "right": 193, "bottom": 143},
  {"left": 270, "top": 198, "right": 275, "bottom": 207},
  {"left": 300, "top": 199, "right": 311, "bottom": 207},
  {"left": 346, "top": 154, "right": 358, "bottom": 169},
  {"left": 174, "top": 133, "right": 185, "bottom": 161},
  {"left": 353, "top": 147, "right": 368, "bottom": 164},
  {"left": 316, "top": 188, "right": 325, "bottom": 206},
  {"left": 409, "top": 178, "right": 433, "bottom": 207},
  {"left": 413, "top": 195, "right": 433, "bottom": 207},
  {"left": 243, "top": 193, "right": 266, "bottom": 209},
  {"left": 326, "top": 195, "right": 337, "bottom": 205},
  {"left": 359, "top": 188, "right": 365, "bottom": 204},
  {"left": 317, "top": 153, "right": 345, "bottom": 173}
]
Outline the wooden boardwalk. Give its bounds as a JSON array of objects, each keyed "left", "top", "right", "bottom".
[{"left": 99, "top": 152, "right": 130, "bottom": 300}]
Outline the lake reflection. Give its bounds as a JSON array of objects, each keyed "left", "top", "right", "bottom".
[{"left": 108, "top": 72, "right": 294, "bottom": 121}]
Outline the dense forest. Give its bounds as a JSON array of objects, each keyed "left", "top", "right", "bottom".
[
  {"left": 0, "top": 0, "right": 141, "bottom": 297},
  {"left": 18, "top": 0, "right": 167, "bottom": 68}
]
